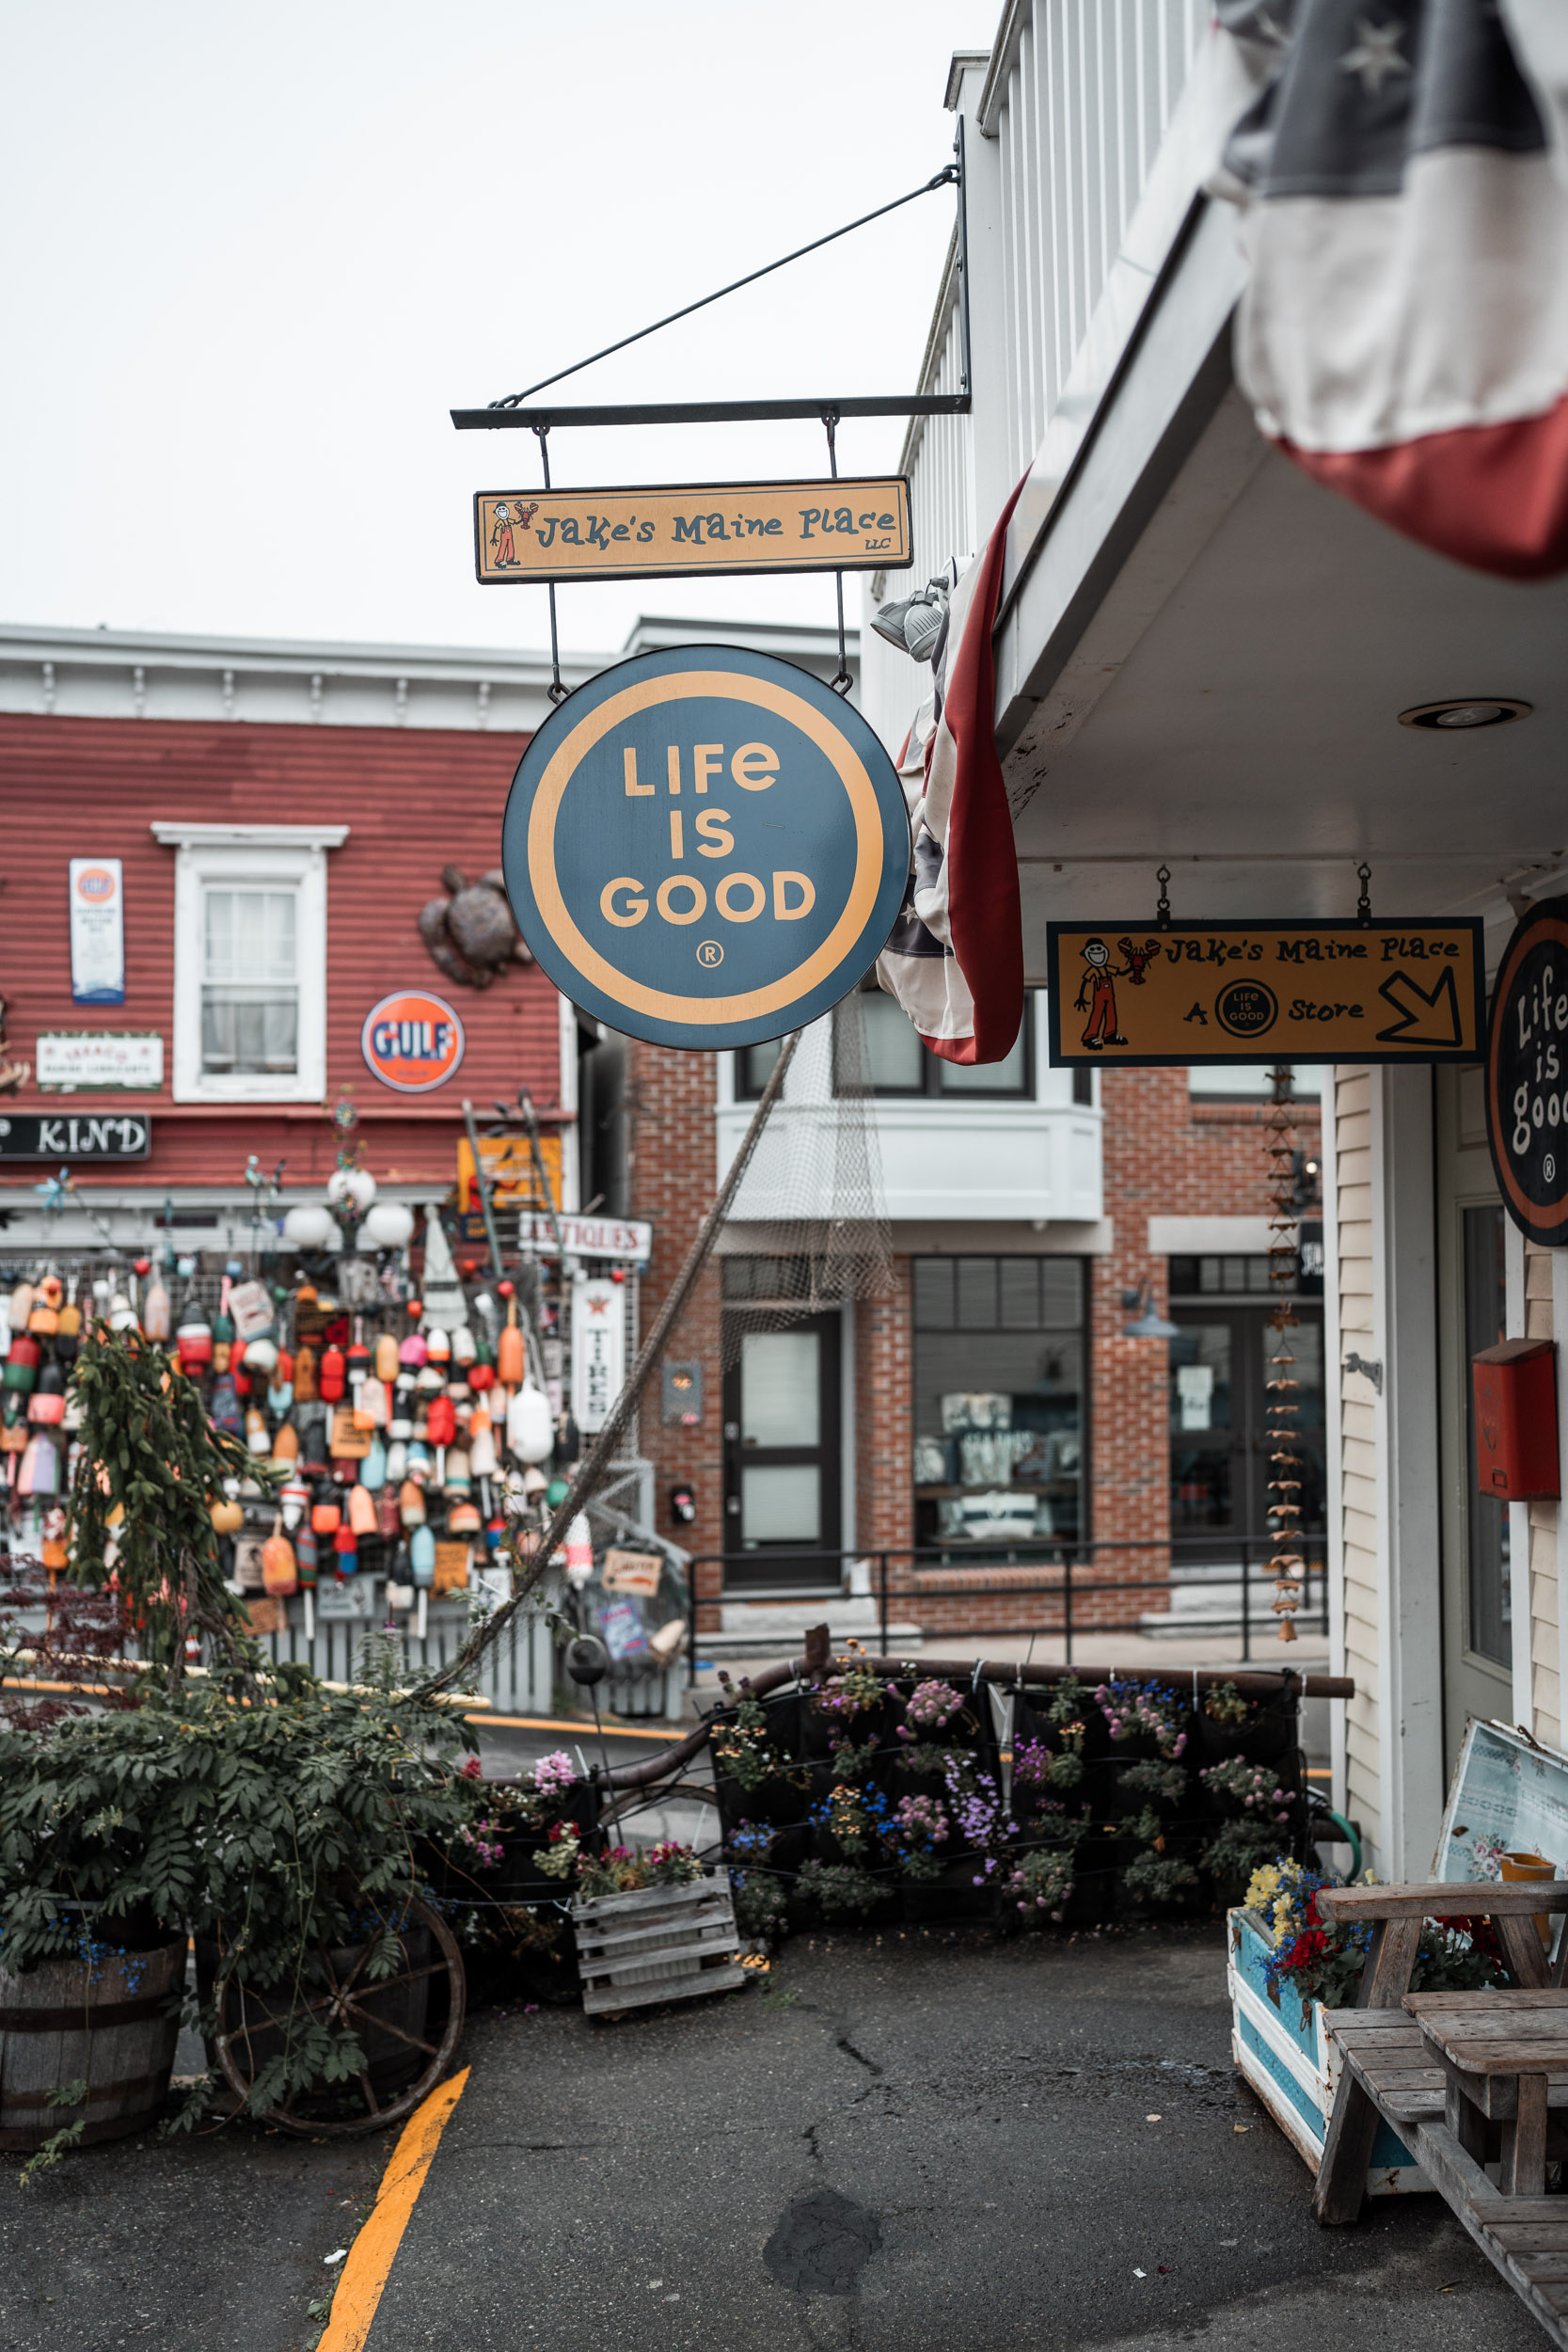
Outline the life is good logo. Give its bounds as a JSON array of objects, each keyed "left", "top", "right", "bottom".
[
  {"left": 500, "top": 644, "right": 909, "bottom": 1052},
  {"left": 361, "top": 991, "right": 465, "bottom": 1092}
]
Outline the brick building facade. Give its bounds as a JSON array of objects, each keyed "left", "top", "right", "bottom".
[{"left": 608, "top": 1039, "right": 1322, "bottom": 1639}]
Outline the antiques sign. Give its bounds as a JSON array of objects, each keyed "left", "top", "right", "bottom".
[
  {"left": 1045, "top": 919, "right": 1485, "bottom": 1067},
  {"left": 501, "top": 644, "right": 910, "bottom": 1050},
  {"left": 0, "top": 1111, "right": 151, "bottom": 1160},
  {"left": 475, "top": 478, "right": 911, "bottom": 586},
  {"left": 1486, "top": 895, "right": 1568, "bottom": 1244}
]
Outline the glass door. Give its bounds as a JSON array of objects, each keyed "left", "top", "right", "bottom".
[
  {"left": 1435, "top": 1064, "right": 1514, "bottom": 1766},
  {"left": 1168, "top": 1303, "right": 1325, "bottom": 1568},
  {"left": 722, "top": 1314, "right": 841, "bottom": 1589}
]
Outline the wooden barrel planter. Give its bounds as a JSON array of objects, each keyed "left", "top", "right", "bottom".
[{"left": 0, "top": 1939, "right": 184, "bottom": 2151}]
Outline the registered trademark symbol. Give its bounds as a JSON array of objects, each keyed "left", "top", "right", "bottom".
[
  {"left": 1547, "top": 1153, "right": 1557, "bottom": 1184},
  {"left": 696, "top": 940, "right": 723, "bottom": 968}
]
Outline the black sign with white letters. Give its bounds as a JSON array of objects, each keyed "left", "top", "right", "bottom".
[
  {"left": 1487, "top": 896, "right": 1568, "bottom": 1244},
  {"left": 0, "top": 1112, "right": 151, "bottom": 1161}
]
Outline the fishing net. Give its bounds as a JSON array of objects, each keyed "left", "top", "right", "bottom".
[{"left": 717, "top": 984, "right": 894, "bottom": 1367}]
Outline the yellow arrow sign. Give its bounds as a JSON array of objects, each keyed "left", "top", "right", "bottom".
[
  {"left": 1375, "top": 963, "right": 1465, "bottom": 1046},
  {"left": 1044, "top": 919, "right": 1485, "bottom": 1066}
]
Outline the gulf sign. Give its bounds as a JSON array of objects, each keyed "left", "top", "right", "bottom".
[
  {"left": 360, "top": 991, "right": 465, "bottom": 1092},
  {"left": 500, "top": 645, "right": 910, "bottom": 1051},
  {"left": 74, "top": 866, "right": 118, "bottom": 902}
]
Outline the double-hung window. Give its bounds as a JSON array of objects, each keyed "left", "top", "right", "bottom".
[
  {"left": 202, "top": 887, "right": 298, "bottom": 1075},
  {"left": 153, "top": 824, "right": 347, "bottom": 1103}
]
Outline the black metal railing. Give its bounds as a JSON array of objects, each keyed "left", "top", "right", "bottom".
[{"left": 685, "top": 1537, "right": 1329, "bottom": 1679}]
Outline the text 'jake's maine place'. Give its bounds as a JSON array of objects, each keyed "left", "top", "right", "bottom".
[{"left": 474, "top": 478, "right": 911, "bottom": 585}]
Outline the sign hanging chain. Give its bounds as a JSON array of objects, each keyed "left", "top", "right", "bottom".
[
  {"left": 1356, "top": 862, "right": 1373, "bottom": 927},
  {"left": 1155, "top": 865, "right": 1172, "bottom": 930},
  {"left": 823, "top": 412, "right": 852, "bottom": 696},
  {"left": 532, "top": 424, "right": 569, "bottom": 705}
]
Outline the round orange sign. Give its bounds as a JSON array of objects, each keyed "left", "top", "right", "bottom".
[{"left": 360, "top": 991, "right": 465, "bottom": 1093}]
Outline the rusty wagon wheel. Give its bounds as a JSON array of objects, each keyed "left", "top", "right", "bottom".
[{"left": 211, "top": 1896, "right": 465, "bottom": 2138}]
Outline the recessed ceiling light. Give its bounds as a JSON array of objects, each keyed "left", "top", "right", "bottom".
[{"left": 1398, "top": 698, "right": 1531, "bottom": 730}]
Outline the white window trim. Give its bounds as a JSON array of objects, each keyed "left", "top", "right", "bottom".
[{"left": 155, "top": 823, "right": 348, "bottom": 1104}]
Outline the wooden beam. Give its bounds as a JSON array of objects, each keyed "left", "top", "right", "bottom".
[{"left": 1318, "top": 1883, "right": 1568, "bottom": 1920}]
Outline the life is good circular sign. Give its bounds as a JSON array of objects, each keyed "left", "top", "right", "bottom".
[
  {"left": 361, "top": 991, "right": 465, "bottom": 1092},
  {"left": 500, "top": 645, "right": 911, "bottom": 1049},
  {"left": 1486, "top": 896, "right": 1568, "bottom": 1242}
]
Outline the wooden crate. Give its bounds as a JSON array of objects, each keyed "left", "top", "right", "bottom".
[{"left": 571, "top": 1872, "right": 747, "bottom": 2017}]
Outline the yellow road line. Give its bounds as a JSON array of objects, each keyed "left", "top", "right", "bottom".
[{"left": 317, "top": 2068, "right": 469, "bottom": 2352}]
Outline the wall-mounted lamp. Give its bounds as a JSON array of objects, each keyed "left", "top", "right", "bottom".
[{"left": 1121, "top": 1282, "right": 1180, "bottom": 1341}]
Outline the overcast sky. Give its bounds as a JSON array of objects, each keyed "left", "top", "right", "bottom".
[{"left": 1, "top": 1, "right": 993, "bottom": 660}]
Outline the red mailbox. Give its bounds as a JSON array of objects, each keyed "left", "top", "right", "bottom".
[{"left": 1473, "top": 1340, "right": 1560, "bottom": 1502}]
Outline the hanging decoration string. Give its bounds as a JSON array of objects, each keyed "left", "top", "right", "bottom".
[
  {"left": 1263, "top": 1066, "right": 1306, "bottom": 1644},
  {"left": 412, "top": 1028, "right": 804, "bottom": 1698}
]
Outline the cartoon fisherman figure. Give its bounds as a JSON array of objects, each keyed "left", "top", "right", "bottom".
[
  {"left": 488, "top": 500, "right": 537, "bottom": 569},
  {"left": 1075, "top": 938, "right": 1129, "bottom": 1050},
  {"left": 490, "top": 501, "right": 518, "bottom": 568}
]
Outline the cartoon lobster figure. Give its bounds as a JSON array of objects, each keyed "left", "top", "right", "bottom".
[
  {"left": 1117, "top": 936, "right": 1163, "bottom": 985},
  {"left": 489, "top": 500, "right": 539, "bottom": 567}
]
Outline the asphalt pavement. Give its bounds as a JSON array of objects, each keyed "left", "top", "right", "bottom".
[{"left": 1, "top": 1925, "right": 1541, "bottom": 2352}]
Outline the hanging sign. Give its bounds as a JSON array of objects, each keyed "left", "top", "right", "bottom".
[
  {"left": 475, "top": 479, "right": 911, "bottom": 586},
  {"left": 1044, "top": 919, "right": 1485, "bottom": 1067},
  {"left": 360, "top": 992, "right": 465, "bottom": 1092},
  {"left": 69, "top": 859, "right": 125, "bottom": 1005},
  {"left": 501, "top": 644, "right": 911, "bottom": 1050},
  {"left": 571, "top": 1276, "right": 626, "bottom": 1434},
  {"left": 0, "top": 1111, "right": 151, "bottom": 1160},
  {"left": 36, "top": 1031, "right": 163, "bottom": 1092},
  {"left": 1486, "top": 895, "right": 1568, "bottom": 1243}
]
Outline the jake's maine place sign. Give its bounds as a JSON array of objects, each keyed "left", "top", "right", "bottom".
[
  {"left": 501, "top": 644, "right": 910, "bottom": 1052},
  {"left": 1045, "top": 919, "right": 1485, "bottom": 1067},
  {"left": 475, "top": 478, "right": 911, "bottom": 586},
  {"left": 0, "top": 1111, "right": 151, "bottom": 1160}
]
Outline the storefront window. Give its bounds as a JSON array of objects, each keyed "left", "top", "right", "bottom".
[{"left": 912, "top": 1256, "right": 1085, "bottom": 1550}]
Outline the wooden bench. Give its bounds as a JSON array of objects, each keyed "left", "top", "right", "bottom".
[{"left": 1314, "top": 1882, "right": 1568, "bottom": 2344}]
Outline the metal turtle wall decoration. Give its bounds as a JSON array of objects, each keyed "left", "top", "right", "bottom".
[{"left": 418, "top": 866, "right": 532, "bottom": 990}]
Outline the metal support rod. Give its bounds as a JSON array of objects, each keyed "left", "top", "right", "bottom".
[
  {"left": 954, "top": 113, "right": 972, "bottom": 399},
  {"left": 823, "top": 412, "right": 851, "bottom": 695},
  {"left": 461, "top": 1099, "right": 505, "bottom": 1281},
  {"left": 414, "top": 1027, "right": 804, "bottom": 1696},
  {"left": 589, "top": 1685, "right": 624, "bottom": 1846},
  {"left": 533, "top": 424, "right": 567, "bottom": 705},
  {"left": 517, "top": 1088, "right": 567, "bottom": 1265},
  {"left": 454, "top": 392, "right": 971, "bottom": 431},
  {"left": 483, "top": 167, "right": 958, "bottom": 412}
]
